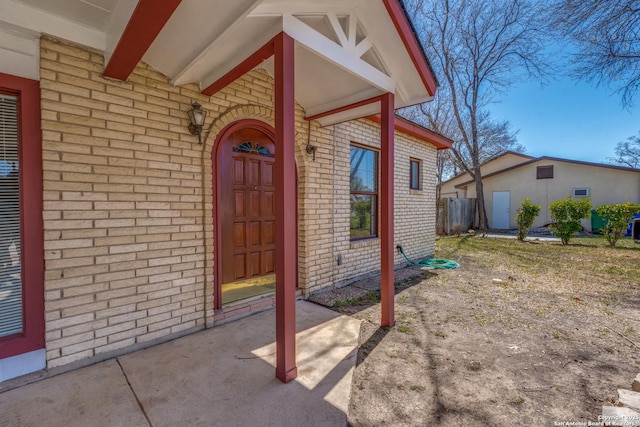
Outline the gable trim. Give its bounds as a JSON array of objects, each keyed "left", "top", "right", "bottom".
[{"left": 454, "top": 156, "right": 640, "bottom": 188}]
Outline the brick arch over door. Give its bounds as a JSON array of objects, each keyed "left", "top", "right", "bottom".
[
  {"left": 212, "top": 119, "right": 277, "bottom": 310},
  {"left": 201, "top": 106, "right": 276, "bottom": 320},
  {"left": 201, "top": 105, "right": 307, "bottom": 317}
]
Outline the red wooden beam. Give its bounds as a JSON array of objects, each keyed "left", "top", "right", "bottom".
[
  {"left": 382, "top": 0, "right": 437, "bottom": 96},
  {"left": 273, "top": 32, "right": 298, "bottom": 383},
  {"left": 366, "top": 114, "right": 452, "bottom": 150},
  {"left": 104, "top": 0, "right": 182, "bottom": 80},
  {"left": 380, "top": 92, "right": 395, "bottom": 327},
  {"left": 305, "top": 95, "right": 382, "bottom": 122},
  {"left": 202, "top": 37, "right": 276, "bottom": 96}
]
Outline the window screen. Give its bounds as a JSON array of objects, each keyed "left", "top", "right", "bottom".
[
  {"left": 0, "top": 94, "right": 22, "bottom": 338},
  {"left": 536, "top": 165, "right": 553, "bottom": 179}
]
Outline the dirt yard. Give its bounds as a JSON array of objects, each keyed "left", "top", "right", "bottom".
[{"left": 317, "top": 235, "right": 640, "bottom": 426}]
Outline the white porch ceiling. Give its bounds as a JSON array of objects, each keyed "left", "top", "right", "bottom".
[{"left": 0, "top": 0, "right": 435, "bottom": 125}]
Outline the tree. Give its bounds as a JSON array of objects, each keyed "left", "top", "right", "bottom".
[
  {"left": 608, "top": 131, "right": 640, "bottom": 169},
  {"left": 405, "top": 0, "right": 549, "bottom": 229},
  {"left": 551, "top": 1, "right": 640, "bottom": 108},
  {"left": 595, "top": 202, "right": 640, "bottom": 247},
  {"left": 399, "top": 92, "right": 460, "bottom": 233},
  {"left": 548, "top": 197, "right": 592, "bottom": 245},
  {"left": 515, "top": 198, "right": 541, "bottom": 241}
]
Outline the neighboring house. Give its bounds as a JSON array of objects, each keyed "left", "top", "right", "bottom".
[
  {"left": 0, "top": 1, "right": 451, "bottom": 383},
  {"left": 450, "top": 155, "right": 640, "bottom": 230},
  {"left": 440, "top": 151, "right": 535, "bottom": 199}
]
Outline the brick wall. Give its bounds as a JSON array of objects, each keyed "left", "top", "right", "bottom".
[
  {"left": 301, "top": 119, "right": 437, "bottom": 294},
  {"left": 38, "top": 36, "right": 438, "bottom": 369},
  {"left": 40, "top": 37, "right": 212, "bottom": 368}
]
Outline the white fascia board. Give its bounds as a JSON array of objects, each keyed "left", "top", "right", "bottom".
[
  {"left": 0, "top": 0, "right": 105, "bottom": 51},
  {"left": 0, "top": 26, "right": 40, "bottom": 80},
  {"left": 0, "top": 46, "right": 39, "bottom": 80},
  {"left": 250, "top": 2, "right": 352, "bottom": 17},
  {"left": 315, "top": 103, "right": 380, "bottom": 127},
  {"left": 283, "top": 14, "right": 394, "bottom": 93},
  {"left": 304, "top": 87, "right": 382, "bottom": 118},
  {"left": 104, "top": 0, "right": 139, "bottom": 65}
]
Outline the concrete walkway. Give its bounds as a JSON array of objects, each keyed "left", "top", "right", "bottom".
[
  {"left": 485, "top": 233, "right": 561, "bottom": 242},
  {"left": 0, "top": 301, "right": 361, "bottom": 427}
]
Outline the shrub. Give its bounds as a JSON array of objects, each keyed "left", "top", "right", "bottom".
[
  {"left": 515, "top": 198, "right": 541, "bottom": 241},
  {"left": 594, "top": 202, "right": 640, "bottom": 247},
  {"left": 548, "top": 197, "right": 592, "bottom": 244}
]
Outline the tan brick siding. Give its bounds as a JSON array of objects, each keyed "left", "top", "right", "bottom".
[
  {"left": 39, "top": 37, "right": 437, "bottom": 369},
  {"left": 40, "top": 37, "right": 211, "bottom": 367},
  {"left": 300, "top": 119, "right": 437, "bottom": 294}
]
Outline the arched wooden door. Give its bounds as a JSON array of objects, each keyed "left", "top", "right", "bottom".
[{"left": 218, "top": 126, "right": 277, "bottom": 304}]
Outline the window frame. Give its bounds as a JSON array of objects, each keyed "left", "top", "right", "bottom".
[
  {"left": 536, "top": 165, "right": 554, "bottom": 179},
  {"left": 349, "top": 143, "right": 379, "bottom": 241},
  {"left": 410, "top": 158, "right": 421, "bottom": 190},
  {"left": 0, "top": 72, "right": 44, "bottom": 359}
]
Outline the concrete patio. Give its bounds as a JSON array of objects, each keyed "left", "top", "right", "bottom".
[{"left": 0, "top": 301, "right": 361, "bottom": 427}]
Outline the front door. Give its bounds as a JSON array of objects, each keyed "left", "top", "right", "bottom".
[
  {"left": 219, "top": 127, "right": 276, "bottom": 304},
  {"left": 492, "top": 191, "right": 511, "bottom": 229}
]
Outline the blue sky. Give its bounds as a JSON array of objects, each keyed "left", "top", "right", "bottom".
[{"left": 489, "top": 76, "right": 640, "bottom": 164}]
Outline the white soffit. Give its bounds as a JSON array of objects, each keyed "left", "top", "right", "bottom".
[
  {"left": 0, "top": 0, "right": 108, "bottom": 51},
  {"left": 0, "top": 25, "right": 39, "bottom": 80},
  {"left": 144, "top": 0, "right": 266, "bottom": 82},
  {"left": 0, "top": 0, "right": 434, "bottom": 125},
  {"left": 16, "top": 0, "right": 115, "bottom": 30},
  {"left": 0, "top": 0, "right": 139, "bottom": 79}
]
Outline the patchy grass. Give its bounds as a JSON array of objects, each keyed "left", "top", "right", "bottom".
[
  {"left": 346, "top": 235, "right": 640, "bottom": 427},
  {"left": 396, "top": 325, "right": 414, "bottom": 335},
  {"left": 436, "top": 236, "right": 640, "bottom": 299},
  {"left": 513, "top": 397, "right": 525, "bottom": 406}
]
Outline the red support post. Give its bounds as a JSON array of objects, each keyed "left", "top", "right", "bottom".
[
  {"left": 380, "top": 92, "right": 395, "bottom": 327},
  {"left": 274, "top": 32, "right": 298, "bottom": 383}
]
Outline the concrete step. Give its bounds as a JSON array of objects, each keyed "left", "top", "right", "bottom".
[
  {"left": 619, "top": 389, "right": 640, "bottom": 412},
  {"left": 601, "top": 406, "right": 640, "bottom": 426}
]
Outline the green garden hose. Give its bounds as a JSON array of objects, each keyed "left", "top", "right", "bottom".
[{"left": 396, "top": 245, "right": 459, "bottom": 269}]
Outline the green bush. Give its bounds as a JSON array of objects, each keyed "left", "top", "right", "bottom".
[
  {"left": 548, "top": 197, "right": 592, "bottom": 244},
  {"left": 594, "top": 202, "right": 640, "bottom": 247},
  {"left": 515, "top": 198, "right": 541, "bottom": 241}
]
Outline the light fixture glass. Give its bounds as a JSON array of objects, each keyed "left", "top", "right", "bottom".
[{"left": 187, "top": 101, "right": 207, "bottom": 144}]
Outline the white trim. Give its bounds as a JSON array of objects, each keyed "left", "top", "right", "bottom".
[
  {"left": 347, "top": 14, "right": 358, "bottom": 48},
  {"left": 0, "top": 349, "right": 45, "bottom": 382},
  {"left": 250, "top": 2, "right": 353, "bottom": 17},
  {"left": 572, "top": 188, "right": 590, "bottom": 197},
  {"left": 315, "top": 103, "right": 379, "bottom": 127},
  {"left": 305, "top": 87, "right": 382, "bottom": 118},
  {"left": 283, "top": 14, "right": 394, "bottom": 93},
  {"left": 327, "top": 14, "right": 349, "bottom": 48},
  {"left": 0, "top": 31, "right": 40, "bottom": 81},
  {"left": 103, "top": 0, "right": 140, "bottom": 65},
  {"left": 0, "top": 0, "right": 105, "bottom": 51}
]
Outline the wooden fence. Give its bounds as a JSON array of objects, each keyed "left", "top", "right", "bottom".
[{"left": 437, "top": 198, "right": 476, "bottom": 235}]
